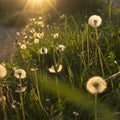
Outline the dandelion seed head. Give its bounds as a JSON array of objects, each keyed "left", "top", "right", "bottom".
[
  {"left": 53, "top": 33, "right": 59, "bottom": 38},
  {"left": 15, "top": 85, "right": 27, "bottom": 93},
  {"left": 39, "top": 47, "right": 48, "bottom": 54},
  {"left": 88, "top": 15, "right": 102, "bottom": 27},
  {"left": 20, "top": 44, "right": 26, "bottom": 50},
  {"left": 11, "top": 100, "right": 21, "bottom": 109},
  {"left": 48, "top": 64, "right": 62, "bottom": 73},
  {"left": 34, "top": 39, "right": 39, "bottom": 44},
  {"left": 86, "top": 76, "right": 107, "bottom": 94},
  {"left": 57, "top": 44, "right": 66, "bottom": 52},
  {"left": 14, "top": 69, "right": 26, "bottom": 79},
  {"left": 0, "top": 64, "right": 7, "bottom": 78}
]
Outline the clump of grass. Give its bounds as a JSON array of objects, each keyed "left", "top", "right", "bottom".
[{"left": 0, "top": 5, "right": 120, "bottom": 119}]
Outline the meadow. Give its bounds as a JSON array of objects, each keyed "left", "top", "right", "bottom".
[{"left": 0, "top": 1, "right": 120, "bottom": 120}]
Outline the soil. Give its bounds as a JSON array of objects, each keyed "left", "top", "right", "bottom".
[{"left": 0, "top": 26, "right": 22, "bottom": 62}]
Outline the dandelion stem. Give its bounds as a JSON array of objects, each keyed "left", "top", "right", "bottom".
[
  {"left": 19, "top": 78, "right": 25, "bottom": 120},
  {"left": 94, "top": 93, "right": 98, "bottom": 120}
]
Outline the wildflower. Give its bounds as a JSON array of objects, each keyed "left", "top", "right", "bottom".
[
  {"left": 11, "top": 100, "right": 21, "bottom": 109},
  {"left": 88, "top": 15, "right": 102, "bottom": 27},
  {"left": 0, "top": 95, "right": 6, "bottom": 103},
  {"left": 15, "top": 84, "right": 27, "bottom": 93},
  {"left": 53, "top": 33, "right": 59, "bottom": 38},
  {"left": 39, "top": 47, "right": 48, "bottom": 54},
  {"left": 48, "top": 64, "right": 62, "bottom": 73},
  {"left": 20, "top": 44, "right": 26, "bottom": 50},
  {"left": 86, "top": 76, "right": 107, "bottom": 94},
  {"left": 0, "top": 64, "right": 7, "bottom": 78},
  {"left": 34, "top": 39, "right": 39, "bottom": 44},
  {"left": 14, "top": 69, "right": 26, "bottom": 79},
  {"left": 57, "top": 44, "right": 66, "bottom": 52}
]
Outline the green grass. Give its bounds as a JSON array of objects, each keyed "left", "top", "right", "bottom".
[{"left": 0, "top": 4, "right": 120, "bottom": 120}]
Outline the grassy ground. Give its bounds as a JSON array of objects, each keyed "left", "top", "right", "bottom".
[{"left": 0, "top": 1, "right": 120, "bottom": 120}]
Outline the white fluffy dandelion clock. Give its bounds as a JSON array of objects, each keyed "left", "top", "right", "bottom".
[
  {"left": 0, "top": 64, "right": 7, "bottom": 78},
  {"left": 20, "top": 44, "right": 27, "bottom": 50},
  {"left": 14, "top": 69, "right": 26, "bottom": 79},
  {"left": 88, "top": 15, "right": 102, "bottom": 27},
  {"left": 39, "top": 47, "right": 48, "bottom": 54},
  {"left": 57, "top": 44, "right": 66, "bottom": 52},
  {"left": 86, "top": 76, "right": 107, "bottom": 94},
  {"left": 34, "top": 39, "right": 39, "bottom": 44}
]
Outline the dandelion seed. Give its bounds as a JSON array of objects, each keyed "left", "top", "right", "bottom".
[
  {"left": 14, "top": 69, "right": 26, "bottom": 79},
  {"left": 34, "top": 39, "right": 39, "bottom": 44},
  {"left": 86, "top": 76, "right": 107, "bottom": 94},
  {"left": 48, "top": 64, "right": 62, "bottom": 73},
  {"left": 20, "top": 44, "right": 26, "bottom": 50},
  {"left": 39, "top": 47, "right": 48, "bottom": 54},
  {"left": 57, "top": 44, "right": 66, "bottom": 52},
  {"left": 0, "top": 64, "right": 7, "bottom": 78},
  {"left": 88, "top": 15, "right": 102, "bottom": 27}
]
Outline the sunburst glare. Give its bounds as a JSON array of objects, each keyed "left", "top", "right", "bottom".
[{"left": 23, "top": 0, "right": 57, "bottom": 13}]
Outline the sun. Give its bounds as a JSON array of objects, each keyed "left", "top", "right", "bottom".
[{"left": 22, "top": 0, "right": 57, "bottom": 15}]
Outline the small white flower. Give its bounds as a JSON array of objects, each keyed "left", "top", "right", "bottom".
[
  {"left": 88, "top": 15, "right": 102, "bottom": 27},
  {"left": 0, "top": 64, "right": 7, "bottom": 78},
  {"left": 34, "top": 39, "right": 39, "bottom": 44},
  {"left": 39, "top": 47, "right": 48, "bottom": 54},
  {"left": 57, "top": 44, "right": 66, "bottom": 52},
  {"left": 53, "top": 33, "right": 59, "bottom": 38},
  {"left": 48, "top": 64, "right": 62, "bottom": 73},
  {"left": 86, "top": 76, "right": 107, "bottom": 94},
  {"left": 20, "top": 44, "right": 26, "bottom": 49},
  {"left": 14, "top": 69, "right": 26, "bottom": 79}
]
